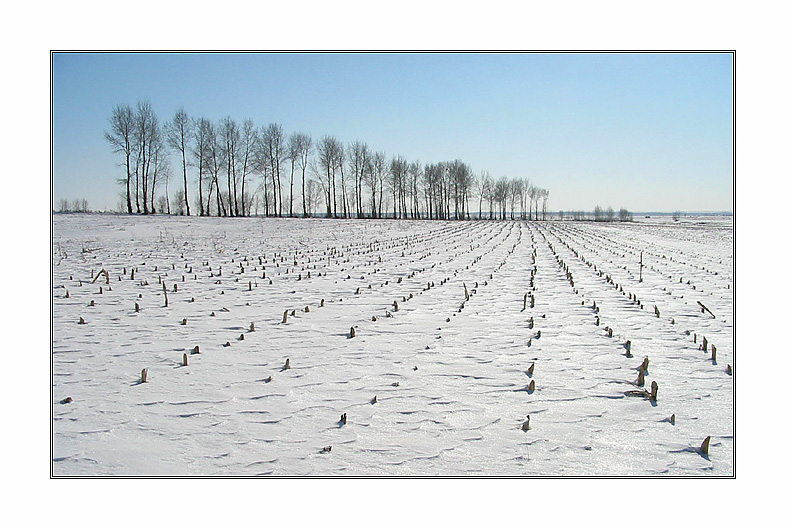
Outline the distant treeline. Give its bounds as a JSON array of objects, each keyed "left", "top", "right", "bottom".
[
  {"left": 104, "top": 100, "right": 550, "bottom": 220},
  {"left": 55, "top": 198, "right": 90, "bottom": 213},
  {"left": 551, "top": 207, "right": 633, "bottom": 222},
  {"left": 554, "top": 208, "right": 692, "bottom": 222}
]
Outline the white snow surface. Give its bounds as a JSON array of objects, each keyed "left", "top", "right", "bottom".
[{"left": 51, "top": 215, "right": 734, "bottom": 476}]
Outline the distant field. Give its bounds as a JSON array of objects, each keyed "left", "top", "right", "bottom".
[{"left": 51, "top": 215, "right": 733, "bottom": 476}]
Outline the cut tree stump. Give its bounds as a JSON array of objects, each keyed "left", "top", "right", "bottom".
[{"left": 700, "top": 436, "right": 711, "bottom": 454}]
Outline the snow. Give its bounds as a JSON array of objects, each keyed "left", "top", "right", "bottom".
[{"left": 51, "top": 214, "right": 733, "bottom": 476}]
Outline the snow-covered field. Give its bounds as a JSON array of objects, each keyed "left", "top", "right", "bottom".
[{"left": 51, "top": 214, "right": 733, "bottom": 476}]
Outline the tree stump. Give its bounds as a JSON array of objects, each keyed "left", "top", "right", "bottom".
[
  {"left": 646, "top": 381, "right": 658, "bottom": 401},
  {"left": 634, "top": 368, "right": 645, "bottom": 386},
  {"left": 700, "top": 436, "right": 711, "bottom": 454},
  {"left": 640, "top": 356, "right": 649, "bottom": 372}
]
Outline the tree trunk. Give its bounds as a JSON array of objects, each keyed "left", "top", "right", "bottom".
[
  {"left": 301, "top": 164, "right": 308, "bottom": 217},
  {"left": 215, "top": 174, "right": 225, "bottom": 217},
  {"left": 271, "top": 164, "right": 278, "bottom": 216},
  {"left": 264, "top": 172, "right": 269, "bottom": 216},
  {"left": 198, "top": 164, "right": 205, "bottom": 216},
  {"left": 289, "top": 159, "right": 296, "bottom": 217},
  {"left": 125, "top": 152, "right": 133, "bottom": 214},
  {"left": 181, "top": 151, "right": 190, "bottom": 215},
  {"left": 331, "top": 171, "right": 337, "bottom": 218},
  {"left": 340, "top": 167, "right": 348, "bottom": 218}
]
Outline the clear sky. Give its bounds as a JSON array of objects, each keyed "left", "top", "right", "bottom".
[{"left": 52, "top": 52, "right": 733, "bottom": 213}]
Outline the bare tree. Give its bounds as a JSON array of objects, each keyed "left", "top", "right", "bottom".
[
  {"left": 59, "top": 198, "right": 89, "bottom": 213},
  {"left": 475, "top": 171, "right": 492, "bottom": 219},
  {"left": 446, "top": 160, "right": 473, "bottom": 220},
  {"left": 191, "top": 118, "right": 213, "bottom": 216},
  {"left": 335, "top": 142, "right": 347, "bottom": 217},
  {"left": 530, "top": 186, "right": 540, "bottom": 220},
  {"left": 389, "top": 156, "right": 408, "bottom": 219},
  {"left": 262, "top": 123, "right": 285, "bottom": 216},
  {"left": 160, "top": 152, "right": 172, "bottom": 214},
  {"left": 290, "top": 133, "right": 312, "bottom": 217},
  {"left": 218, "top": 117, "right": 240, "bottom": 216},
  {"left": 424, "top": 162, "right": 448, "bottom": 219},
  {"left": 463, "top": 166, "right": 475, "bottom": 219},
  {"left": 492, "top": 178, "right": 508, "bottom": 220},
  {"left": 520, "top": 178, "right": 530, "bottom": 220},
  {"left": 164, "top": 108, "right": 192, "bottom": 215},
  {"left": 541, "top": 189, "right": 550, "bottom": 220},
  {"left": 173, "top": 189, "right": 186, "bottom": 215},
  {"left": 286, "top": 133, "right": 298, "bottom": 217},
  {"left": 315, "top": 138, "right": 332, "bottom": 217},
  {"left": 104, "top": 104, "right": 136, "bottom": 214},
  {"left": 132, "top": 100, "right": 161, "bottom": 214},
  {"left": 348, "top": 140, "right": 371, "bottom": 218},
  {"left": 156, "top": 194, "right": 169, "bottom": 215},
  {"left": 510, "top": 178, "right": 524, "bottom": 220},
  {"left": 409, "top": 161, "right": 422, "bottom": 219},
  {"left": 305, "top": 178, "right": 323, "bottom": 216},
  {"left": 372, "top": 152, "right": 387, "bottom": 218},
  {"left": 253, "top": 133, "right": 271, "bottom": 216},
  {"left": 150, "top": 135, "right": 169, "bottom": 213},
  {"left": 364, "top": 156, "right": 378, "bottom": 218},
  {"left": 316, "top": 136, "right": 343, "bottom": 218},
  {"left": 287, "top": 132, "right": 312, "bottom": 217},
  {"left": 205, "top": 120, "right": 225, "bottom": 216},
  {"left": 238, "top": 119, "right": 258, "bottom": 216},
  {"left": 423, "top": 163, "right": 437, "bottom": 219}
]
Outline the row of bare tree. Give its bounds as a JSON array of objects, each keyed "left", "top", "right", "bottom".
[
  {"left": 556, "top": 207, "right": 632, "bottom": 222},
  {"left": 105, "top": 101, "right": 550, "bottom": 220},
  {"left": 56, "top": 198, "right": 90, "bottom": 213},
  {"left": 592, "top": 206, "right": 633, "bottom": 222}
]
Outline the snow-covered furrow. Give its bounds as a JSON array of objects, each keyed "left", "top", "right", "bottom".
[{"left": 52, "top": 215, "right": 733, "bottom": 475}]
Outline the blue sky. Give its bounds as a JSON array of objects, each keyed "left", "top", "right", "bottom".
[{"left": 52, "top": 52, "right": 733, "bottom": 212}]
